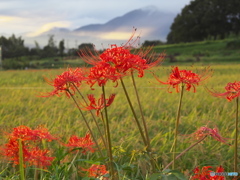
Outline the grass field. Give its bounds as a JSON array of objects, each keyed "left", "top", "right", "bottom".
[{"left": 0, "top": 62, "right": 239, "bottom": 179}]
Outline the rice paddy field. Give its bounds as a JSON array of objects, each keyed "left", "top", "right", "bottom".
[{"left": 0, "top": 63, "right": 239, "bottom": 179}]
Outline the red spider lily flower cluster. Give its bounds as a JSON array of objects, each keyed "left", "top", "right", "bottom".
[
  {"left": 80, "top": 94, "right": 116, "bottom": 116},
  {"left": 154, "top": 66, "right": 211, "bottom": 93},
  {"left": 98, "top": 44, "right": 164, "bottom": 78},
  {"left": 44, "top": 68, "right": 86, "bottom": 97},
  {"left": 78, "top": 29, "right": 164, "bottom": 88},
  {"left": 64, "top": 133, "right": 95, "bottom": 154},
  {"left": 190, "top": 126, "right": 229, "bottom": 144},
  {"left": 191, "top": 166, "right": 225, "bottom": 180},
  {"left": 84, "top": 45, "right": 164, "bottom": 88},
  {"left": 82, "top": 164, "right": 109, "bottom": 179},
  {"left": 209, "top": 81, "right": 240, "bottom": 101},
  {"left": 1, "top": 125, "right": 56, "bottom": 168},
  {"left": 87, "top": 61, "right": 121, "bottom": 88}
]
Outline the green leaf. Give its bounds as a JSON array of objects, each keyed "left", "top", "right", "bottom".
[
  {"left": 149, "top": 173, "right": 162, "bottom": 180},
  {"left": 164, "top": 174, "right": 178, "bottom": 180},
  {"left": 168, "top": 170, "right": 187, "bottom": 180}
]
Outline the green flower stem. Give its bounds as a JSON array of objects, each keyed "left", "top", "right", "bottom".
[
  {"left": 102, "top": 85, "right": 115, "bottom": 179},
  {"left": 164, "top": 135, "right": 208, "bottom": 171},
  {"left": 69, "top": 91, "right": 104, "bottom": 157},
  {"left": 172, "top": 84, "right": 184, "bottom": 169},
  {"left": 73, "top": 84, "right": 107, "bottom": 149},
  {"left": 130, "top": 72, "right": 156, "bottom": 171},
  {"left": 120, "top": 77, "right": 147, "bottom": 146},
  {"left": 234, "top": 97, "right": 239, "bottom": 173},
  {"left": 131, "top": 72, "right": 151, "bottom": 147},
  {"left": 34, "top": 168, "right": 39, "bottom": 180},
  {"left": 18, "top": 139, "right": 25, "bottom": 180},
  {"left": 100, "top": 111, "right": 108, "bottom": 145}
]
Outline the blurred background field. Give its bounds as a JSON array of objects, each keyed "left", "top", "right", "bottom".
[
  {"left": 1, "top": 37, "right": 240, "bottom": 69},
  {"left": 0, "top": 63, "right": 239, "bottom": 174}
]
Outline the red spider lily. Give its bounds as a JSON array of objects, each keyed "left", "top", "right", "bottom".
[
  {"left": 8, "top": 125, "right": 56, "bottom": 142},
  {"left": 10, "top": 125, "right": 34, "bottom": 141},
  {"left": 31, "top": 125, "right": 57, "bottom": 142},
  {"left": 100, "top": 45, "right": 140, "bottom": 74},
  {"left": 154, "top": 66, "right": 211, "bottom": 93},
  {"left": 191, "top": 166, "right": 225, "bottom": 180},
  {"left": 28, "top": 147, "right": 55, "bottom": 168},
  {"left": 1, "top": 125, "right": 56, "bottom": 168},
  {"left": 87, "top": 61, "right": 121, "bottom": 88},
  {"left": 82, "top": 164, "right": 109, "bottom": 179},
  {"left": 130, "top": 46, "right": 165, "bottom": 77},
  {"left": 209, "top": 81, "right": 240, "bottom": 101},
  {"left": 99, "top": 45, "right": 164, "bottom": 77},
  {"left": 2, "top": 138, "right": 31, "bottom": 166},
  {"left": 80, "top": 29, "right": 164, "bottom": 79},
  {"left": 64, "top": 133, "right": 95, "bottom": 154},
  {"left": 190, "top": 126, "right": 229, "bottom": 145},
  {"left": 43, "top": 67, "right": 86, "bottom": 97},
  {"left": 80, "top": 94, "right": 116, "bottom": 116}
]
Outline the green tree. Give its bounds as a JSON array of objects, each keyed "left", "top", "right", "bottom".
[
  {"left": 167, "top": 0, "right": 240, "bottom": 43},
  {"left": 42, "top": 35, "right": 58, "bottom": 58},
  {"left": 58, "top": 39, "right": 65, "bottom": 59},
  {"left": 0, "top": 35, "right": 29, "bottom": 59},
  {"left": 29, "top": 41, "right": 41, "bottom": 57},
  {"left": 142, "top": 40, "right": 164, "bottom": 47},
  {"left": 78, "top": 43, "right": 95, "bottom": 57}
]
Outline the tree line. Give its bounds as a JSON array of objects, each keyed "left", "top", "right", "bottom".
[
  {"left": 0, "top": 34, "right": 70, "bottom": 60},
  {"left": 0, "top": 34, "right": 162, "bottom": 61},
  {"left": 0, "top": 34, "right": 99, "bottom": 69}
]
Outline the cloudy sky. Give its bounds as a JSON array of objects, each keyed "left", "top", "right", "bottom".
[{"left": 0, "top": 0, "right": 192, "bottom": 37}]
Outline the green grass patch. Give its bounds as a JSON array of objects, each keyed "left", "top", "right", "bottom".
[{"left": 0, "top": 63, "right": 239, "bottom": 179}]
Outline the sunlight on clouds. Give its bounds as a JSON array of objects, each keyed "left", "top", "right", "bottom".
[
  {"left": 99, "top": 32, "right": 133, "bottom": 40},
  {"left": 0, "top": 16, "right": 14, "bottom": 22},
  {"left": 0, "top": 15, "right": 24, "bottom": 23},
  {"left": 26, "top": 21, "right": 70, "bottom": 37},
  {"left": 99, "top": 28, "right": 153, "bottom": 40}
]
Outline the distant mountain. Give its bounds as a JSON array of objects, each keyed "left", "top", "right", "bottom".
[
  {"left": 23, "top": 6, "right": 176, "bottom": 50},
  {"left": 74, "top": 6, "right": 174, "bottom": 38}
]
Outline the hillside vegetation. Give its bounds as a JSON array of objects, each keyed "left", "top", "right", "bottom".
[
  {"left": 154, "top": 38, "right": 240, "bottom": 64},
  {"left": 2, "top": 38, "right": 239, "bottom": 70}
]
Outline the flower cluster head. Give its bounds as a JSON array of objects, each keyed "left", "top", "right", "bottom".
[
  {"left": 154, "top": 66, "right": 211, "bottom": 93},
  {"left": 1, "top": 125, "right": 56, "bottom": 168},
  {"left": 190, "top": 126, "right": 229, "bottom": 144},
  {"left": 98, "top": 44, "right": 164, "bottom": 78},
  {"left": 209, "top": 81, "right": 240, "bottom": 101},
  {"left": 44, "top": 67, "right": 86, "bottom": 97},
  {"left": 80, "top": 94, "right": 116, "bottom": 116},
  {"left": 79, "top": 28, "right": 165, "bottom": 88},
  {"left": 64, "top": 133, "right": 95, "bottom": 154},
  {"left": 191, "top": 166, "right": 225, "bottom": 180},
  {"left": 82, "top": 164, "right": 109, "bottom": 179},
  {"left": 87, "top": 61, "right": 121, "bottom": 88}
]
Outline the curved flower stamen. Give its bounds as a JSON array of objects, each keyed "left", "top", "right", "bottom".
[
  {"left": 209, "top": 81, "right": 240, "bottom": 101},
  {"left": 154, "top": 66, "right": 211, "bottom": 93},
  {"left": 80, "top": 94, "right": 116, "bottom": 116},
  {"left": 43, "top": 67, "right": 86, "bottom": 97}
]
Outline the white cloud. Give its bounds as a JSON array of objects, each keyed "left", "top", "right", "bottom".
[{"left": 26, "top": 21, "right": 71, "bottom": 37}]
